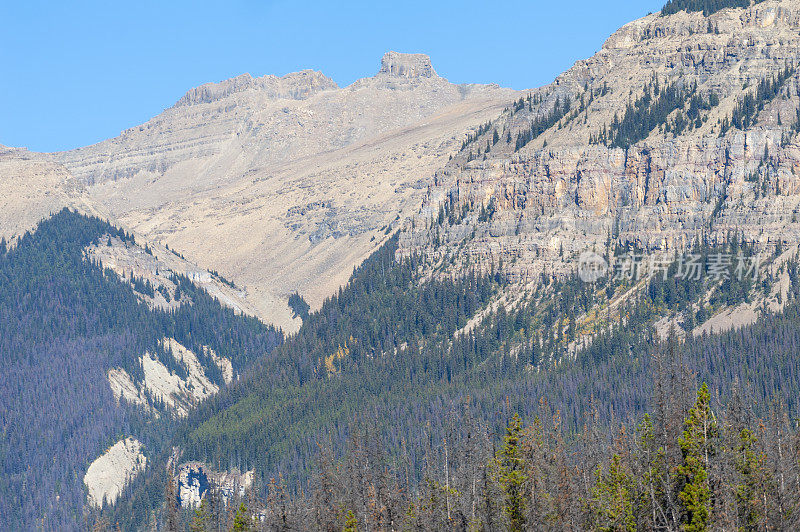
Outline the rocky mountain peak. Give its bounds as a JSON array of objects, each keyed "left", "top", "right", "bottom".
[
  {"left": 174, "top": 69, "right": 337, "bottom": 106},
  {"left": 49, "top": 46, "right": 516, "bottom": 330},
  {"left": 378, "top": 51, "right": 437, "bottom": 78}
]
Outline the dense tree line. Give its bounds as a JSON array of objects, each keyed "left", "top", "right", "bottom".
[
  {"left": 162, "top": 377, "right": 800, "bottom": 531},
  {"left": 147, "top": 325, "right": 800, "bottom": 531},
  {"left": 590, "top": 79, "right": 717, "bottom": 148},
  {"left": 177, "top": 236, "right": 505, "bottom": 480},
  {"left": 0, "top": 210, "right": 282, "bottom": 530},
  {"left": 514, "top": 96, "right": 572, "bottom": 151},
  {"left": 287, "top": 292, "right": 310, "bottom": 322},
  {"left": 661, "top": 0, "right": 751, "bottom": 16}
]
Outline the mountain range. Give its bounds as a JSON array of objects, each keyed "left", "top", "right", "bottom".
[
  {"left": 14, "top": 51, "right": 517, "bottom": 331},
  {"left": 3, "top": 0, "right": 800, "bottom": 530}
]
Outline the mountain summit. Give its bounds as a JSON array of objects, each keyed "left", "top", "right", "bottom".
[
  {"left": 7, "top": 2, "right": 800, "bottom": 530},
  {"left": 379, "top": 51, "right": 437, "bottom": 78}
]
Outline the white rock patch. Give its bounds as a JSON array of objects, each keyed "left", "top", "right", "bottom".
[
  {"left": 161, "top": 338, "right": 219, "bottom": 404},
  {"left": 141, "top": 353, "right": 193, "bottom": 416},
  {"left": 107, "top": 338, "right": 225, "bottom": 417},
  {"left": 85, "top": 235, "right": 259, "bottom": 316},
  {"left": 84, "top": 437, "right": 146, "bottom": 508},
  {"left": 207, "top": 346, "right": 234, "bottom": 384},
  {"left": 107, "top": 367, "right": 148, "bottom": 409},
  {"left": 176, "top": 462, "right": 254, "bottom": 508}
]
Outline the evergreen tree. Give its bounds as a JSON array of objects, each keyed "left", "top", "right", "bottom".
[
  {"left": 733, "top": 428, "right": 769, "bottom": 530},
  {"left": 232, "top": 502, "right": 252, "bottom": 532},
  {"left": 678, "top": 383, "right": 717, "bottom": 531},
  {"left": 590, "top": 454, "right": 636, "bottom": 532},
  {"left": 493, "top": 414, "right": 528, "bottom": 531},
  {"left": 189, "top": 496, "right": 210, "bottom": 532},
  {"left": 662, "top": 0, "right": 750, "bottom": 17},
  {"left": 164, "top": 473, "right": 180, "bottom": 532},
  {"left": 342, "top": 509, "right": 358, "bottom": 532}
]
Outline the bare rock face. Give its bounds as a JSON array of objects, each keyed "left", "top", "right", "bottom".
[
  {"left": 175, "top": 462, "right": 252, "bottom": 508},
  {"left": 379, "top": 51, "right": 436, "bottom": 78},
  {"left": 84, "top": 438, "right": 146, "bottom": 508},
  {"left": 107, "top": 338, "right": 233, "bottom": 418},
  {"left": 175, "top": 70, "right": 338, "bottom": 106},
  {"left": 85, "top": 234, "right": 259, "bottom": 315},
  {"left": 49, "top": 53, "right": 518, "bottom": 330},
  {"left": 400, "top": 0, "right": 800, "bottom": 283},
  {"left": 0, "top": 148, "right": 90, "bottom": 241}
]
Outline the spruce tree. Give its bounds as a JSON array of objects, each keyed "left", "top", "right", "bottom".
[
  {"left": 343, "top": 509, "right": 358, "bottom": 532},
  {"left": 164, "top": 472, "right": 180, "bottom": 532},
  {"left": 590, "top": 454, "right": 636, "bottom": 532},
  {"left": 733, "top": 428, "right": 769, "bottom": 530},
  {"left": 232, "top": 502, "right": 252, "bottom": 531},
  {"left": 493, "top": 413, "right": 528, "bottom": 531},
  {"left": 678, "top": 383, "right": 717, "bottom": 531},
  {"left": 189, "top": 496, "right": 209, "bottom": 532}
]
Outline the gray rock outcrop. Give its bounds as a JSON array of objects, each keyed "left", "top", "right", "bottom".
[{"left": 400, "top": 0, "right": 800, "bottom": 283}]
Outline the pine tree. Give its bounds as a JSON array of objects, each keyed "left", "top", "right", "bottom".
[
  {"left": 493, "top": 413, "right": 528, "bottom": 531},
  {"left": 232, "top": 502, "right": 252, "bottom": 531},
  {"left": 164, "top": 472, "right": 180, "bottom": 532},
  {"left": 342, "top": 509, "right": 358, "bottom": 531},
  {"left": 678, "top": 383, "right": 717, "bottom": 531},
  {"left": 636, "top": 414, "right": 670, "bottom": 530},
  {"left": 733, "top": 428, "right": 769, "bottom": 530},
  {"left": 189, "top": 496, "right": 210, "bottom": 532},
  {"left": 590, "top": 454, "right": 636, "bottom": 532}
]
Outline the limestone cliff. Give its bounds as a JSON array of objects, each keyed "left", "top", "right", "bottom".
[
  {"left": 379, "top": 51, "right": 436, "bottom": 78},
  {"left": 83, "top": 438, "right": 146, "bottom": 508},
  {"left": 400, "top": 0, "right": 800, "bottom": 283}
]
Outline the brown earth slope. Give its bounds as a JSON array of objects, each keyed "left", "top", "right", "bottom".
[{"left": 51, "top": 52, "right": 519, "bottom": 330}]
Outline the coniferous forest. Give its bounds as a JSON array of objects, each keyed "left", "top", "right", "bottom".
[
  {"left": 0, "top": 210, "right": 282, "bottom": 530},
  {"left": 4, "top": 207, "right": 800, "bottom": 531},
  {"left": 5, "top": 0, "right": 800, "bottom": 529},
  {"left": 99, "top": 222, "right": 800, "bottom": 530},
  {"left": 164, "top": 371, "right": 800, "bottom": 531}
]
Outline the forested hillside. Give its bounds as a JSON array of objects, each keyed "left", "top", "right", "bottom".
[
  {"left": 168, "top": 365, "right": 800, "bottom": 531},
  {"left": 107, "top": 225, "right": 800, "bottom": 529},
  {"left": 0, "top": 210, "right": 282, "bottom": 530},
  {"left": 10, "top": 0, "right": 800, "bottom": 529}
]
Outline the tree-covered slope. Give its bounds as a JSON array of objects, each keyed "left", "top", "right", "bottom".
[
  {"left": 0, "top": 209, "right": 282, "bottom": 530},
  {"left": 176, "top": 351, "right": 800, "bottom": 531},
  {"left": 111, "top": 227, "right": 800, "bottom": 529}
]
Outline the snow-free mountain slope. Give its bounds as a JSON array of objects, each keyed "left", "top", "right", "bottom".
[
  {"left": 402, "top": 0, "right": 800, "bottom": 287},
  {"left": 0, "top": 146, "right": 90, "bottom": 241},
  {"left": 53, "top": 52, "right": 519, "bottom": 330}
]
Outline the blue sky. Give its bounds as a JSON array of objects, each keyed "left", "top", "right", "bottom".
[{"left": 1, "top": 0, "right": 663, "bottom": 152}]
